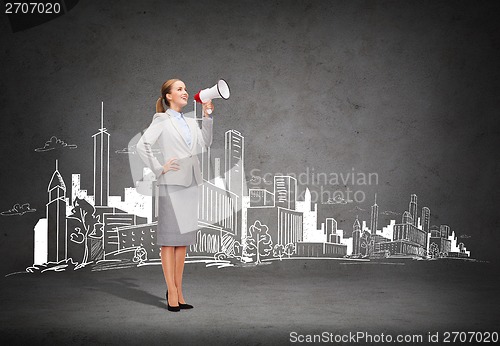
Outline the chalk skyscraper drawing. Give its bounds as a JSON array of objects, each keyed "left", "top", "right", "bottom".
[
  {"left": 225, "top": 129, "right": 244, "bottom": 237},
  {"left": 47, "top": 159, "right": 67, "bottom": 262},
  {"left": 352, "top": 216, "right": 361, "bottom": 256},
  {"left": 92, "top": 102, "right": 110, "bottom": 206},
  {"left": 274, "top": 175, "right": 297, "bottom": 210},
  {"left": 370, "top": 193, "right": 379, "bottom": 234},
  {"left": 409, "top": 194, "right": 418, "bottom": 227},
  {"left": 421, "top": 207, "right": 430, "bottom": 234}
]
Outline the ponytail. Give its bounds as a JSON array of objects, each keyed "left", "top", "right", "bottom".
[{"left": 156, "top": 97, "right": 165, "bottom": 113}]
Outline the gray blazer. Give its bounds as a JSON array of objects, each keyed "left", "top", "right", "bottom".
[{"left": 136, "top": 110, "right": 213, "bottom": 186}]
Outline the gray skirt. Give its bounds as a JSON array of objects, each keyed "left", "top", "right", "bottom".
[{"left": 156, "top": 172, "right": 199, "bottom": 246}]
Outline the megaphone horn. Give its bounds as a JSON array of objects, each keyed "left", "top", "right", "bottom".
[{"left": 194, "top": 79, "right": 230, "bottom": 114}]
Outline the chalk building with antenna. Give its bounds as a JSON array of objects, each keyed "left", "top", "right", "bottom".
[{"left": 35, "top": 160, "right": 68, "bottom": 264}]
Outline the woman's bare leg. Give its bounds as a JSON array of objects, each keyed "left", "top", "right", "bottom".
[
  {"left": 161, "top": 246, "right": 178, "bottom": 307},
  {"left": 174, "top": 246, "right": 187, "bottom": 304}
]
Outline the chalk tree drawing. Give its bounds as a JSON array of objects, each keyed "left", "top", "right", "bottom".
[
  {"left": 360, "top": 230, "right": 375, "bottom": 257},
  {"left": 133, "top": 247, "right": 148, "bottom": 264},
  {"left": 35, "top": 135, "right": 77, "bottom": 152},
  {"left": 3, "top": 99, "right": 476, "bottom": 277},
  {"left": 273, "top": 243, "right": 285, "bottom": 261},
  {"left": 429, "top": 243, "right": 439, "bottom": 259},
  {"left": 244, "top": 220, "right": 273, "bottom": 264},
  {"left": 1, "top": 203, "right": 36, "bottom": 216},
  {"left": 67, "top": 197, "right": 104, "bottom": 269},
  {"left": 284, "top": 243, "right": 295, "bottom": 258}
]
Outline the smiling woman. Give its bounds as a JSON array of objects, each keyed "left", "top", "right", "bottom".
[{"left": 136, "top": 78, "right": 214, "bottom": 312}]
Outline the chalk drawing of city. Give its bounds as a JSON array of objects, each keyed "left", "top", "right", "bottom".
[{"left": 7, "top": 101, "right": 474, "bottom": 276}]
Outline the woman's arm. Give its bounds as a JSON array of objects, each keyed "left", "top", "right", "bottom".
[
  {"left": 199, "top": 117, "right": 213, "bottom": 148},
  {"left": 136, "top": 115, "right": 166, "bottom": 179},
  {"left": 198, "top": 101, "right": 214, "bottom": 147}
]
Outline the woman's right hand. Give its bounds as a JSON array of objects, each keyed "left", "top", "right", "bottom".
[{"left": 162, "top": 157, "right": 180, "bottom": 174}]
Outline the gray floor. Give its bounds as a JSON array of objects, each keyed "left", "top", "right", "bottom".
[{"left": 1, "top": 259, "right": 499, "bottom": 345}]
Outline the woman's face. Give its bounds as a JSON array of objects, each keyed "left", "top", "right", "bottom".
[{"left": 167, "top": 80, "right": 188, "bottom": 110}]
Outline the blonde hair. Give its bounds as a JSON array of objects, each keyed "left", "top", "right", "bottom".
[{"left": 156, "top": 78, "right": 181, "bottom": 113}]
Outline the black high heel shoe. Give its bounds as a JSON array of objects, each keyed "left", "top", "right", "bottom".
[
  {"left": 166, "top": 290, "right": 180, "bottom": 312},
  {"left": 178, "top": 302, "right": 194, "bottom": 309},
  {"left": 166, "top": 289, "right": 194, "bottom": 309}
]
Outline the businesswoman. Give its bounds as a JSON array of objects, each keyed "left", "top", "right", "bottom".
[{"left": 136, "top": 79, "right": 213, "bottom": 312}]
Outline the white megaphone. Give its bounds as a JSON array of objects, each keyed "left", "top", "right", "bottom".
[{"left": 194, "top": 79, "right": 230, "bottom": 115}]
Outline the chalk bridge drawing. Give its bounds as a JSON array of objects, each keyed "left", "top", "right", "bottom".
[{"left": 5, "top": 101, "right": 475, "bottom": 277}]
